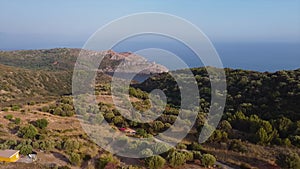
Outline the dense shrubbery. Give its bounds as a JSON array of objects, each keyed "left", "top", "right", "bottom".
[
  {"left": 145, "top": 155, "right": 166, "bottom": 169},
  {"left": 136, "top": 68, "right": 300, "bottom": 147},
  {"left": 276, "top": 151, "right": 300, "bottom": 169},
  {"left": 18, "top": 124, "right": 38, "bottom": 139},
  {"left": 34, "top": 118, "right": 49, "bottom": 129},
  {"left": 41, "top": 97, "right": 75, "bottom": 117}
]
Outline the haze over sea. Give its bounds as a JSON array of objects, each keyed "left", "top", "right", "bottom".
[
  {"left": 1, "top": 1, "right": 299, "bottom": 72},
  {"left": 1, "top": 40, "right": 299, "bottom": 73}
]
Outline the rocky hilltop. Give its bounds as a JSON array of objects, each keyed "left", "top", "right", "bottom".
[
  {"left": 0, "top": 48, "right": 168, "bottom": 74},
  {"left": 102, "top": 50, "right": 168, "bottom": 74}
]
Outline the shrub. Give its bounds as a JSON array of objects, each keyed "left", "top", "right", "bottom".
[
  {"left": 15, "top": 118, "right": 21, "bottom": 125},
  {"left": 63, "top": 139, "right": 80, "bottom": 151},
  {"left": 28, "top": 101, "right": 36, "bottom": 105},
  {"left": 32, "top": 142, "right": 40, "bottom": 149},
  {"left": 11, "top": 105, "right": 21, "bottom": 111},
  {"left": 68, "top": 152, "right": 82, "bottom": 166},
  {"left": 276, "top": 151, "right": 300, "bottom": 169},
  {"left": 19, "top": 144, "right": 33, "bottom": 155},
  {"left": 189, "top": 142, "right": 203, "bottom": 151},
  {"left": 41, "top": 106, "right": 49, "bottom": 112},
  {"left": 176, "top": 143, "right": 187, "bottom": 150},
  {"left": 136, "top": 128, "right": 148, "bottom": 138},
  {"left": 193, "top": 151, "right": 202, "bottom": 160},
  {"left": 167, "top": 149, "right": 187, "bottom": 167},
  {"left": 140, "top": 148, "right": 153, "bottom": 157},
  {"left": 183, "top": 151, "right": 194, "bottom": 162},
  {"left": 35, "top": 118, "right": 49, "bottom": 129},
  {"left": 201, "top": 154, "right": 216, "bottom": 168},
  {"left": 18, "top": 124, "right": 38, "bottom": 139},
  {"left": 4, "top": 114, "right": 13, "bottom": 120},
  {"left": 145, "top": 155, "right": 166, "bottom": 169},
  {"left": 96, "top": 153, "right": 120, "bottom": 169},
  {"left": 151, "top": 142, "right": 170, "bottom": 155},
  {"left": 228, "top": 139, "right": 247, "bottom": 153},
  {"left": 53, "top": 107, "right": 63, "bottom": 116},
  {"left": 2, "top": 107, "right": 9, "bottom": 112}
]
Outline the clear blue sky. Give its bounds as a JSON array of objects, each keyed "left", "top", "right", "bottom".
[
  {"left": 1, "top": 0, "right": 299, "bottom": 46},
  {"left": 0, "top": 0, "right": 299, "bottom": 71}
]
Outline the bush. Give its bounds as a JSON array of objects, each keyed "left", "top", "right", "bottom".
[
  {"left": 41, "top": 106, "right": 49, "bottom": 112},
  {"left": 145, "top": 155, "right": 166, "bottom": 169},
  {"left": 11, "top": 105, "right": 21, "bottom": 111},
  {"left": 167, "top": 149, "right": 187, "bottom": 167},
  {"left": 63, "top": 139, "right": 80, "bottom": 151},
  {"left": 140, "top": 148, "right": 153, "bottom": 157},
  {"left": 18, "top": 124, "right": 38, "bottom": 139},
  {"left": 4, "top": 114, "right": 13, "bottom": 120},
  {"left": 18, "top": 144, "right": 33, "bottom": 155},
  {"left": 276, "top": 151, "right": 300, "bottom": 169},
  {"left": 193, "top": 151, "right": 202, "bottom": 160},
  {"left": 176, "top": 143, "right": 187, "bottom": 150},
  {"left": 228, "top": 139, "right": 247, "bottom": 153},
  {"left": 189, "top": 142, "right": 203, "bottom": 151},
  {"left": 2, "top": 107, "right": 9, "bottom": 112},
  {"left": 96, "top": 153, "right": 120, "bottom": 169},
  {"left": 15, "top": 118, "right": 21, "bottom": 125},
  {"left": 35, "top": 118, "right": 49, "bottom": 129},
  {"left": 201, "top": 154, "right": 216, "bottom": 168},
  {"left": 68, "top": 152, "right": 81, "bottom": 166}
]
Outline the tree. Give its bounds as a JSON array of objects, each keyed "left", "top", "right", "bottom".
[
  {"left": 140, "top": 148, "right": 153, "bottom": 157},
  {"left": 35, "top": 118, "right": 49, "bottom": 129},
  {"left": 145, "top": 155, "right": 166, "bottom": 169},
  {"left": 136, "top": 128, "right": 148, "bottom": 138},
  {"left": 167, "top": 149, "right": 187, "bottom": 167},
  {"left": 18, "top": 124, "right": 38, "bottom": 139},
  {"left": 19, "top": 145, "right": 33, "bottom": 155},
  {"left": 96, "top": 153, "right": 120, "bottom": 169},
  {"left": 112, "top": 116, "right": 124, "bottom": 126},
  {"left": 201, "top": 154, "right": 216, "bottom": 168},
  {"left": 276, "top": 151, "right": 300, "bottom": 169},
  {"left": 152, "top": 121, "right": 165, "bottom": 132},
  {"left": 253, "top": 127, "right": 277, "bottom": 145},
  {"left": 63, "top": 139, "right": 80, "bottom": 151},
  {"left": 69, "top": 152, "right": 82, "bottom": 166},
  {"left": 54, "top": 107, "right": 63, "bottom": 116},
  {"left": 189, "top": 142, "right": 203, "bottom": 151},
  {"left": 151, "top": 142, "right": 170, "bottom": 154}
]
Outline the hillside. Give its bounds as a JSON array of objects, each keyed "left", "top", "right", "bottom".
[
  {"left": 0, "top": 48, "right": 167, "bottom": 106},
  {"left": 0, "top": 64, "right": 72, "bottom": 105},
  {"left": 137, "top": 67, "right": 300, "bottom": 121},
  {"left": 0, "top": 49, "right": 299, "bottom": 168},
  {"left": 0, "top": 48, "right": 167, "bottom": 73}
]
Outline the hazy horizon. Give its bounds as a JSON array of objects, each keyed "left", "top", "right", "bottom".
[{"left": 1, "top": 0, "right": 299, "bottom": 72}]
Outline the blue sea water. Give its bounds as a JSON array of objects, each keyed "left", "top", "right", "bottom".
[{"left": 112, "top": 34, "right": 300, "bottom": 72}]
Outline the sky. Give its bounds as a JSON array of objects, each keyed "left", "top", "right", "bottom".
[{"left": 0, "top": 0, "right": 299, "bottom": 71}]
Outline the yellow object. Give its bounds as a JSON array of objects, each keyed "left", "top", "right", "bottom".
[{"left": 0, "top": 150, "right": 20, "bottom": 162}]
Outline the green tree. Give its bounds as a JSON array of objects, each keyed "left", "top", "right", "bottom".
[
  {"left": 145, "top": 155, "right": 166, "bottom": 169},
  {"left": 4, "top": 114, "right": 13, "bottom": 120},
  {"left": 166, "top": 149, "right": 187, "bottom": 167},
  {"left": 18, "top": 124, "right": 38, "bottom": 139},
  {"left": 54, "top": 107, "right": 63, "bottom": 116},
  {"left": 201, "top": 154, "right": 216, "bottom": 168},
  {"left": 15, "top": 118, "right": 21, "bottom": 125},
  {"left": 276, "top": 151, "right": 300, "bottom": 169},
  {"left": 140, "top": 148, "right": 153, "bottom": 157},
  {"left": 69, "top": 152, "right": 82, "bottom": 166},
  {"left": 35, "top": 118, "right": 49, "bottom": 129},
  {"left": 152, "top": 121, "right": 165, "bottom": 132}
]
